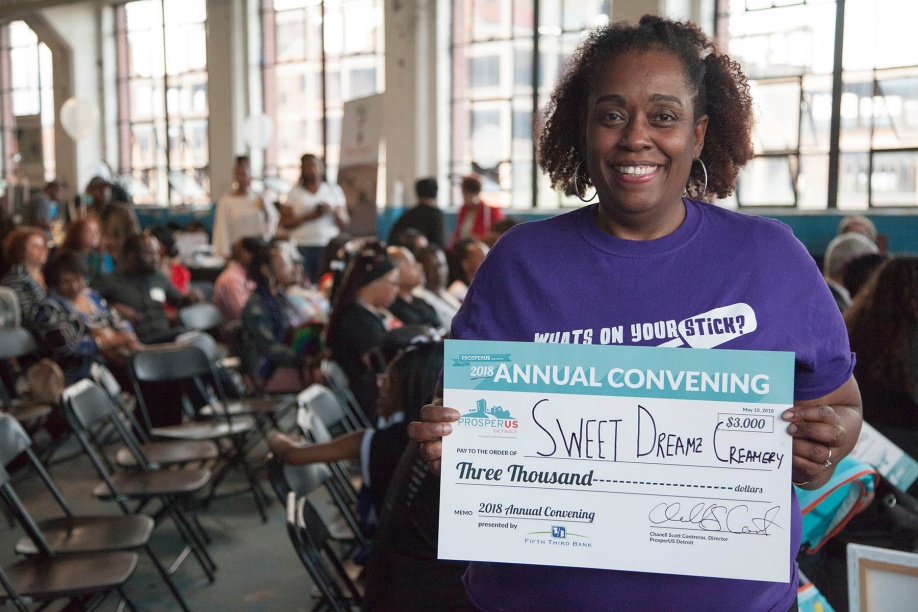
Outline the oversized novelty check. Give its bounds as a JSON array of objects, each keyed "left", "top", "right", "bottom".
[{"left": 438, "top": 339, "right": 795, "bottom": 582}]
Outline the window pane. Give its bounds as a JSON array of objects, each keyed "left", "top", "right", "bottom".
[
  {"left": 844, "top": 0, "right": 918, "bottom": 71},
  {"left": 130, "top": 79, "right": 165, "bottom": 121},
  {"left": 341, "top": 0, "right": 382, "bottom": 55},
  {"left": 275, "top": 9, "right": 307, "bottom": 61},
  {"left": 469, "top": 55, "right": 501, "bottom": 88},
  {"left": 472, "top": 0, "right": 510, "bottom": 41},
  {"left": 873, "top": 72, "right": 918, "bottom": 149},
  {"left": 839, "top": 73, "right": 872, "bottom": 152},
  {"left": 128, "top": 30, "right": 166, "bottom": 78},
  {"left": 871, "top": 150, "right": 918, "bottom": 206},
  {"left": 800, "top": 74, "right": 832, "bottom": 152},
  {"left": 750, "top": 80, "right": 800, "bottom": 152},
  {"left": 797, "top": 154, "right": 829, "bottom": 209},
  {"left": 125, "top": 1, "right": 163, "bottom": 32},
  {"left": 837, "top": 152, "right": 869, "bottom": 209},
  {"left": 736, "top": 156, "right": 796, "bottom": 205},
  {"left": 722, "top": 2, "right": 836, "bottom": 79},
  {"left": 119, "top": 0, "right": 209, "bottom": 204}
]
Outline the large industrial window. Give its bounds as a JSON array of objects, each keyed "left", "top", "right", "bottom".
[
  {"left": 719, "top": 0, "right": 918, "bottom": 208},
  {"left": 0, "top": 20, "right": 55, "bottom": 189},
  {"left": 115, "top": 0, "right": 209, "bottom": 206},
  {"left": 262, "top": 0, "right": 385, "bottom": 188},
  {"left": 450, "top": 0, "right": 609, "bottom": 208}
]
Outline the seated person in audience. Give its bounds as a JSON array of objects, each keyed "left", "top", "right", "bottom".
[
  {"left": 1, "top": 226, "right": 50, "bottom": 327},
  {"left": 363, "top": 446, "right": 469, "bottom": 610},
  {"left": 386, "top": 245, "right": 442, "bottom": 332},
  {"left": 447, "top": 238, "right": 488, "bottom": 303},
  {"left": 483, "top": 216, "right": 522, "bottom": 247},
  {"left": 325, "top": 245, "right": 401, "bottom": 421},
  {"left": 839, "top": 214, "right": 878, "bottom": 244},
  {"left": 84, "top": 176, "right": 140, "bottom": 264},
  {"left": 34, "top": 250, "right": 142, "bottom": 384},
  {"left": 414, "top": 244, "right": 460, "bottom": 330},
  {"left": 843, "top": 253, "right": 888, "bottom": 301},
  {"left": 240, "top": 240, "right": 313, "bottom": 392},
  {"left": 845, "top": 256, "right": 918, "bottom": 458},
  {"left": 93, "top": 234, "right": 200, "bottom": 343},
  {"left": 213, "top": 237, "right": 259, "bottom": 322},
  {"left": 823, "top": 232, "right": 878, "bottom": 311},
  {"left": 268, "top": 338, "right": 443, "bottom": 517},
  {"left": 148, "top": 225, "right": 201, "bottom": 318},
  {"left": 389, "top": 228, "right": 429, "bottom": 256},
  {"left": 211, "top": 155, "right": 279, "bottom": 258},
  {"left": 149, "top": 225, "right": 194, "bottom": 296},
  {"left": 278, "top": 241, "right": 330, "bottom": 329},
  {"left": 23, "top": 181, "right": 64, "bottom": 235},
  {"left": 60, "top": 217, "right": 114, "bottom": 283}
]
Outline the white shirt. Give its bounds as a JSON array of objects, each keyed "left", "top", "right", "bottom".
[
  {"left": 285, "top": 182, "right": 347, "bottom": 247},
  {"left": 212, "top": 192, "right": 279, "bottom": 258},
  {"left": 412, "top": 286, "right": 459, "bottom": 329}
]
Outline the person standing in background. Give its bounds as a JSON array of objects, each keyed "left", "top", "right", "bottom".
[
  {"left": 211, "top": 156, "right": 278, "bottom": 258},
  {"left": 388, "top": 178, "right": 444, "bottom": 248},
  {"left": 280, "top": 154, "right": 349, "bottom": 283},
  {"left": 449, "top": 175, "right": 504, "bottom": 247}
]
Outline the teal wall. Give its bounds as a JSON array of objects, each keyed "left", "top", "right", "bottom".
[
  {"left": 141, "top": 203, "right": 917, "bottom": 258},
  {"left": 379, "top": 206, "right": 918, "bottom": 257}
]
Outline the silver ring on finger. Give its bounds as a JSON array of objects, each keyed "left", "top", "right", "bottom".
[{"left": 824, "top": 447, "right": 833, "bottom": 468}]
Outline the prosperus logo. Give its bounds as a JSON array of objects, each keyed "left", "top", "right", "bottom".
[{"left": 458, "top": 399, "right": 519, "bottom": 431}]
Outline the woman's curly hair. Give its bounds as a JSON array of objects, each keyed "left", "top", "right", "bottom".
[
  {"left": 845, "top": 256, "right": 918, "bottom": 394},
  {"left": 538, "top": 14, "right": 754, "bottom": 201}
]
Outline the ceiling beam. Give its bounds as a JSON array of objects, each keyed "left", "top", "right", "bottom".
[{"left": 0, "top": 0, "right": 101, "bottom": 21}]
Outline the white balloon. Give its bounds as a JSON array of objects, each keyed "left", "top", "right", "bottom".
[
  {"left": 243, "top": 114, "right": 275, "bottom": 150},
  {"left": 59, "top": 97, "right": 99, "bottom": 141}
]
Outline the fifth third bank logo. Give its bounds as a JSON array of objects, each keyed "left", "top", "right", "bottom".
[{"left": 552, "top": 526, "right": 566, "bottom": 539}]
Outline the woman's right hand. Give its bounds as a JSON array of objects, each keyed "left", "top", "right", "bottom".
[{"left": 408, "top": 403, "right": 460, "bottom": 475}]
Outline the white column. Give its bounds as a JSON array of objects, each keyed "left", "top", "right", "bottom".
[
  {"left": 40, "top": 2, "right": 104, "bottom": 193},
  {"left": 206, "top": 0, "right": 248, "bottom": 202}
]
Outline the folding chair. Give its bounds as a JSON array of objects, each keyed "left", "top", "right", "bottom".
[
  {"left": 286, "top": 492, "right": 363, "bottom": 612},
  {"left": 297, "top": 384, "right": 364, "bottom": 436},
  {"left": 297, "top": 406, "right": 361, "bottom": 507},
  {"left": 0, "top": 327, "right": 53, "bottom": 429},
  {"left": 90, "top": 362, "right": 220, "bottom": 470},
  {"left": 294, "top": 407, "right": 368, "bottom": 547},
  {"left": 320, "top": 360, "right": 373, "bottom": 429},
  {"left": 63, "top": 379, "right": 218, "bottom": 583},
  {"left": 267, "top": 454, "right": 367, "bottom": 549},
  {"left": 0, "top": 465, "right": 140, "bottom": 612},
  {"left": 130, "top": 344, "right": 272, "bottom": 521},
  {"left": 178, "top": 301, "right": 224, "bottom": 333},
  {"left": 0, "top": 414, "right": 191, "bottom": 611},
  {"left": 176, "top": 329, "right": 297, "bottom": 432}
]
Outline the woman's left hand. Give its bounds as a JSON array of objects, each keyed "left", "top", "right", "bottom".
[
  {"left": 784, "top": 404, "right": 846, "bottom": 485},
  {"left": 783, "top": 375, "right": 862, "bottom": 489}
]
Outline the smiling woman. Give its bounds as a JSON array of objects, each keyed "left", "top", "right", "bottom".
[{"left": 410, "top": 14, "right": 863, "bottom": 612}]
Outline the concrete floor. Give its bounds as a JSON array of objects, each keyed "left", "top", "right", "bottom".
[{"left": 0, "top": 437, "right": 323, "bottom": 611}]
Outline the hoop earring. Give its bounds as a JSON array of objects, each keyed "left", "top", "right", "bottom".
[
  {"left": 687, "top": 158, "right": 708, "bottom": 199},
  {"left": 573, "top": 161, "right": 596, "bottom": 203}
]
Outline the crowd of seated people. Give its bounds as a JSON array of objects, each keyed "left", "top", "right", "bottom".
[
  {"left": 0, "top": 164, "right": 505, "bottom": 610},
  {"left": 16, "top": 164, "right": 918, "bottom": 612}
]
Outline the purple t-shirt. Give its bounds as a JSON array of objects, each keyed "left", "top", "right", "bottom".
[{"left": 452, "top": 199, "right": 854, "bottom": 612}]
